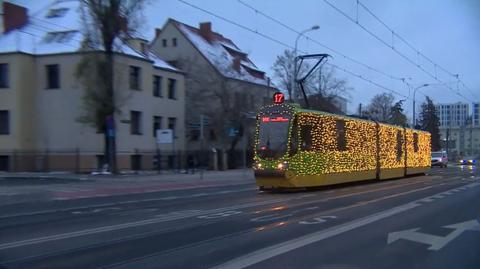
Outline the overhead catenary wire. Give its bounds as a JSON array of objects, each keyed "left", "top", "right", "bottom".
[
  {"left": 323, "top": 0, "right": 475, "bottom": 103},
  {"left": 176, "top": 0, "right": 411, "bottom": 100},
  {"left": 236, "top": 0, "right": 407, "bottom": 82},
  {"left": 357, "top": 0, "right": 479, "bottom": 101}
]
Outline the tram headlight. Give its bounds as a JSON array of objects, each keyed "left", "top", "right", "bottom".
[{"left": 277, "top": 161, "right": 288, "bottom": 170}]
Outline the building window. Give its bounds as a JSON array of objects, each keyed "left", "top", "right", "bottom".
[
  {"left": 153, "top": 75, "right": 162, "bottom": 97},
  {"left": 172, "top": 38, "right": 177, "bottom": 47},
  {"left": 336, "top": 120, "right": 347, "bottom": 151},
  {"left": 162, "top": 39, "right": 167, "bottom": 47},
  {"left": 168, "top": 78, "right": 176, "bottom": 99},
  {"left": 131, "top": 155, "right": 142, "bottom": 170},
  {"left": 130, "top": 111, "right": 142, "bottom": 135},
  {"left": 153, "top": 116, "right": 162, "bottom": 137},
  {"left": 0, "top": 110, "right": 9, "bottom": 135},
  {"left": 0, "top": 64, "right": 9, "bottom": 88},
  {"left": 46, "top": 8, "right": 68, "bottom": 18},
  {"left": 129, "top": 66, "right": 141, "bottom": 90},
  {"left": 168, "top": 117, "right": 176, "bottom": 135},
  {"left": 44, "top": 31, "right": 77, "bottom": 43},
  {"left": 46, "top": 64, "right": 60, "bottom": 89}
]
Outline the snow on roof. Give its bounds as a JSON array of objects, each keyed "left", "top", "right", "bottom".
[
  {"left": 175, "top": 21, "right": 271, "bottom": 87},
  {"left": 0, "top": 0, "right": 177, "bottom": 71}
]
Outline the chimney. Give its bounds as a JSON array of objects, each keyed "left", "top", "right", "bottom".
[
  {"left": 3, "top": 2, "right": 28, "bottom": 33},
  {"left": 232, "top": 56, "right": 241, "bottom": 73},
  {"left": 199, "top": 22, "right": 212, "bottom": 42},
  {"left": 155, "top": 28, "right": 161, "bottom": 38}
]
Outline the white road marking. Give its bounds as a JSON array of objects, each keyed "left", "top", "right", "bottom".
[
  {"left": 161, "top": 196, "right": 179, "bottom": 200},
  {"left": 213, "top": 203, "right": 419, "bottom": 269},
  {"left": 299, "top": 216, "right": 337, "bottom": 225},
  {"left": 197, "top": 211, "right": 242, "bottom": 219},
  {"left": 211, "top": 182, "right": 480, "bottom": 269},
  {"left": 387, "top": 219, "right": 480, "bottom": 250},
  {"left": 250, "top": 213, "right": 293, "bottom": 222},
  {"left": 0, "top": 198, "right": 287, "bottom": 250}
]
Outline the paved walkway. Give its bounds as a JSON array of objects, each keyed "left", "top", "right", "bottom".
[{"left": 0, "top": 169, "right": 255, "bottom": 205}]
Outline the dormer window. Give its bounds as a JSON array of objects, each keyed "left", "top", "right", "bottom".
[
  {"left": 46, "top": 8, "right": 69, "bottom": 18},
  {"left": 44, "top": 31, "right": 77, "bottom": 43}
]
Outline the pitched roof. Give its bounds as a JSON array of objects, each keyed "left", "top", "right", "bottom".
[
  {"left": 169, "top": 19, "right": 272, "bottom": 87},
  {"left": 0, "top": 0, "right": 177, "bottom": 71}
]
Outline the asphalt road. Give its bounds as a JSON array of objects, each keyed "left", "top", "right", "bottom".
[{"left": 0, "top": 166, "right": 479, "bottom": 269}]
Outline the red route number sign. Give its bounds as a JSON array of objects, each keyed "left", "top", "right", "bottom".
[{"left": 273, "top": 92, "right": 285, "bottom": 104}]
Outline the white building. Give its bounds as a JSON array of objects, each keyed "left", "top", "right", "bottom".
[
  {"left": 435, "top": 102, "right": 469, "bottom": 127},
  {"left": 151, "top": 19, "right": 276, "bottom": 157}
]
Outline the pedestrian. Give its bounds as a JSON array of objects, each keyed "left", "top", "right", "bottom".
[{"left": 187, "top": 154, "right": 195, "bottom": 174}]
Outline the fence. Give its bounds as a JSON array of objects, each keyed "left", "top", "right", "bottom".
[{"left": 0, "top": 149, "right": 254, "bottom": 173}]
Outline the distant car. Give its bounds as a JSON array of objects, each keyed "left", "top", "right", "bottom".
[
  {"left": 458, "top": 156, "right": 477, "bottom": 166},
  {"left": 431, "top": 151, "right": 448, "bottom": 167}
]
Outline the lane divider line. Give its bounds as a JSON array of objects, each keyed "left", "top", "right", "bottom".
[{"left": 211, "top": 182, "right": 480, "bottom": 269}]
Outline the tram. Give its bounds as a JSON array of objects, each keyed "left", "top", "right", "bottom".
[{"left": 253, "top": 93, "right": 431, "bottom": 189}]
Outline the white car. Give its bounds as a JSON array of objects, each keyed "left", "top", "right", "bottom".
[{"left": 431, "top": 151, "right": 448, "bottom": 168}]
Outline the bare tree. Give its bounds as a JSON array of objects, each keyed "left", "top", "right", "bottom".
[
  {"left": 307, "top": 65, "right": 351, "bottom": 113},
  {"left": 365, "top": 92, "right": 395, "bottom": 123},
  {"left": 272, "top": 49, "right": 314, "bottom": 100},
  {"left": 76, "top": 0, "right": 146, "bottom": 173},
  {"left": 272, "top": 50, "right": 351, "bottom": 113},
  {"left": 178, "top": 57, "right": 254, "bottom": 157}
]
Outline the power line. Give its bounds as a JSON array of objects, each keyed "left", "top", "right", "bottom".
[
  {"left": 236, "top": 0, "right": 407, "bottom": 82},
  {"left": 177, "top": 0, "right": 295, "bottom": 50},
  {"left": 323, "top": 0, "right": 474, "bottom": 103},
  {"left": 327, "top": 63, "right": 408, "bottom": 99},
  {"left": 357, "top": 0, "right": 479, "bottom": 101},
  {"left": 176, "top": 0, "right": 411, "bottom": 100}
]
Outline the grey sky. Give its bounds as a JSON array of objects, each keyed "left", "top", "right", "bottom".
[{"left": 16, "top": 0, "right": 480, "bottom": 115}]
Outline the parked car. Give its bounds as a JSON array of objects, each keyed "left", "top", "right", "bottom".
[
  {"left": 458, "top": 156, "right": 477, "bottom": 165},
  {"left": 431, "top": 151, "right": 448, "bottom": 167}
]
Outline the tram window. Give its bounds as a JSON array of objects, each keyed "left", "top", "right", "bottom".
[
  {"left": 300, "top": 125, "right": 313, "bottom": 151},
  {"left": 396, "top": 130, "right": 403, "bottom": 161},
  {"left": 413, "top": 133, "right": 419, "bottom": 152},
  {"left": 336, "top": 120, "right": 347, "bottom": 151},
  {"left": 289, "top": 118, "right": 299, "bottom": 156}
]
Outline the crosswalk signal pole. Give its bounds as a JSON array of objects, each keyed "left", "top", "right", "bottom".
[{"left": 200, "top": 115, "right": 205, "bottom": 180}]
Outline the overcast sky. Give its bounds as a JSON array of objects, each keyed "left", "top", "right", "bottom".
[{"left": 16, "top": 0, "right": 480, "bottom": 116}]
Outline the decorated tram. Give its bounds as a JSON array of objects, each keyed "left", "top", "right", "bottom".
[{"left": 253, "top": 94, "right": 431, "bottom": 190}]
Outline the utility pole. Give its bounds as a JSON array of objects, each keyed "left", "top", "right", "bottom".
[
  {"left": 412, "top": 84, "right": 430, "bottom": 128},
  {"left": 200, "top": 114, "right": 205, "bottom": 180}
]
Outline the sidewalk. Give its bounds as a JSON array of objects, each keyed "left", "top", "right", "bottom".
[{"left": 0, "top": 169, "right": 255, "bottom": 205}]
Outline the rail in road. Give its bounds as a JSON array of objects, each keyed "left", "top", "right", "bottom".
[{"left": 0, "top": 166, "right": 478, "bottom": 269}]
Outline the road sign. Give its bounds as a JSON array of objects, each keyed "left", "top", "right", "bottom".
[
  {"left": 387, "top": 219, "right": 480, "bottom": 250},
  {"left": 156, "top": 129, "right": 173, "bottom": 144}
]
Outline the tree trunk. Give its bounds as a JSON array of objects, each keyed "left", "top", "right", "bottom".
[{"left": 105, "top": 50, "right": 117, "bottom": 173}]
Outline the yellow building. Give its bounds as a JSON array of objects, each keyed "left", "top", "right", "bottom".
[{"left": 0, "top": 1, "right": 186, "bottom": 172}]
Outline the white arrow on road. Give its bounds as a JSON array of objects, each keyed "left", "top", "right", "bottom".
[{"left": 387, "top": 219, "right": 480, "bottom": 250}]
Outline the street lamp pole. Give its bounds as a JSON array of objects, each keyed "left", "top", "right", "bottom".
[
  {"left": 412, "top": 83, "right": 430, "bottom": 128},
  {"left": 291, "top": 25, "right": 319, "bottom": 102}
]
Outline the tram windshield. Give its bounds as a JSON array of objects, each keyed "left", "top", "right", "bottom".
[{"left": 257, "top": 116, "right": 290, "bottom": 159}]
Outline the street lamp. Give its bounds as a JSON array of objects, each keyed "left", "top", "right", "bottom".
[
  {"left": 291, "top": 25, "right": 320, "bottom": 101},
  {"left": 412, "top": 83, "right": 430, "bottom": 127}
]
